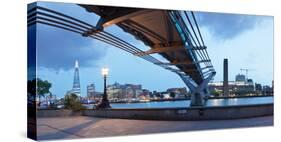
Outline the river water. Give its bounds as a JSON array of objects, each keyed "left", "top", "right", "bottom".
[{"left": 83, "top": 96, "right": 273, "bottom": 109}]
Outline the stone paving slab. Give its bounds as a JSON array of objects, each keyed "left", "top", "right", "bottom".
[{"left": 37, "top": 116, "right": 273, "bottom": 140}]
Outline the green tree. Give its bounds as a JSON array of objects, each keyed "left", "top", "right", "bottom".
[
  {"left": 64, "top": 93, "right": 84, "bottom": 111},
  {"left": 170, "top": 92, "right": 176, "bottom": 98},
  {"left": 210, "top": 90, "right": 220, "bottom": 97},
  {"left": 36, "top": 78, "right": 52, "bottom": 106}
]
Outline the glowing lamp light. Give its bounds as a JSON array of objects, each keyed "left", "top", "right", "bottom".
[{"left": 101, "top": 67, "right": 109, "bottom": 76}]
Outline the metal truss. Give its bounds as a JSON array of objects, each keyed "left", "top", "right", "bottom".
[{"left": 168, "top": 10, "right": 216, "bottom": 106}]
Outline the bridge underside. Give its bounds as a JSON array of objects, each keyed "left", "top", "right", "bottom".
[
  {"left": 28, "top": 4, "right": 216, "bottom": 106},
  {"left": 81, "top": 5, "right": 204, "bottom": 84}
]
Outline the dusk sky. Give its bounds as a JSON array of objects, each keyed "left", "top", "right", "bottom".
[{"left": 34, "top": 2, "right": 273, "bottom": 98}]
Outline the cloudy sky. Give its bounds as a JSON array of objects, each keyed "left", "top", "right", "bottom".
[{"left": 31, "top": 2, "right": 273, "bottom": 98}]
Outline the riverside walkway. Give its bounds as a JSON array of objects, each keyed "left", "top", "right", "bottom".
[{"left": 37, "top": 116, "right": 273, "bottom": 140}]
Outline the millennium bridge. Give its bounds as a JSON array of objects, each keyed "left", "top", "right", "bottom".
[{"left": 28, "top": 4, "right": 216, "bottom": 106}]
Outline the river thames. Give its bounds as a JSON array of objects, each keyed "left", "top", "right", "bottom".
[{"left": 83, "top": 96, "right": 273, "bottom": 109}]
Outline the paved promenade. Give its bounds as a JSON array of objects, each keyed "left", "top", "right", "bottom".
[{"left": 37, "top": 116, "right": 273, "bottom": 140}]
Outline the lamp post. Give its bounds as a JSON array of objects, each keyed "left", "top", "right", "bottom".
[{"left": 96, "top": 67, "right": 111, "bottom": 108}]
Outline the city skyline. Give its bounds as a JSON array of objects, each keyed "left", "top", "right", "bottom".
[{"left": 36, "top": 2, "right": 273, "bottom": 98}]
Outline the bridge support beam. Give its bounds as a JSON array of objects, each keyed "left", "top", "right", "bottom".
[{"left": 179, "top": 72, "right": 215, "bottom": 106}]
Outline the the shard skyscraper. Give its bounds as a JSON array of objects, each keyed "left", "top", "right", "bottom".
[{"left": 72, "top": 60, "right": 81, "bottom": 96}]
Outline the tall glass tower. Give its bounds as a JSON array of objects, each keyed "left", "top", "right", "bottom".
[{"left": 72, "top": 60, "right": 81, "bottom": 96}]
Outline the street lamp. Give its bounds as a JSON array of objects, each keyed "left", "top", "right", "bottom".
[
  {"left": 96, "top": 67, "right": 111, "bottom": 108},
  {"left": 101, "top": 67, "right": 109, "bottom": 77}
]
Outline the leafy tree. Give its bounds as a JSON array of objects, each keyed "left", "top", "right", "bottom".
[
  {"left": 170, "top": 92, "right": 176, "bottom": 98},
  {"left": 64, "top": 93, "right": 85, "bottom": 111},
  {"left": 160, "top": 93, "right": 164, "bottom": 99},
  {"left": 210, "top": 90, "right": 220, "bottom": 97},
  {"left": 155, "top": 92, "right": 161, "bottom": 98},
  {"left": 29, "top": 78, "right": 52, "bottom": 107},
  {"left": 37, "top": 78, "right": 52, "bottom": 97}
]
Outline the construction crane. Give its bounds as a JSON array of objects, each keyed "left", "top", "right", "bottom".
[{"left": 240, "top": 68, "right": 255, "bottom": 81}]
